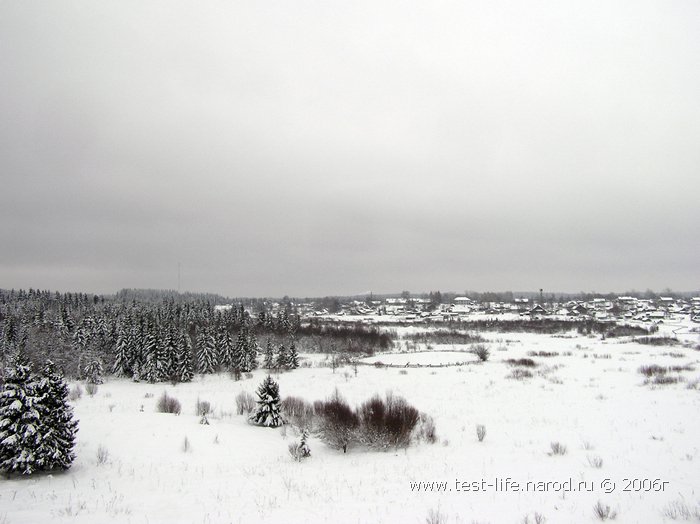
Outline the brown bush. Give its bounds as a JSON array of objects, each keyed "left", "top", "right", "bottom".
[
  {"left": 315, "top": 389, "right": 359, "bottom": 453},
  {"left": 357, "top": 392, "right": 420, "bottom": 449}
]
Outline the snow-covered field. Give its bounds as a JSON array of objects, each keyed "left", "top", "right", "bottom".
[
  {"left": 362, "top": 350, "right": 477, "bottom": 367},
  {"left": 2, "top": 324, "right": 699, "bottom": 523}
]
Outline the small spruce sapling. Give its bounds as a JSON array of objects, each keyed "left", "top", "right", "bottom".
[
  {"left": 299, "top": 428, "right": 311, "bottom": 458},
  {"left": 249, "top": 375, "right": 285, "bottom": 428}
]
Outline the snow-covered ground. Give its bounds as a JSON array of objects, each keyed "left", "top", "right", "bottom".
[
  {"left": 362, "top": 350, "right": 477, "bottom": 366},
  {"left": 2, "top": 325, "right": 699, "bottom": 523}
]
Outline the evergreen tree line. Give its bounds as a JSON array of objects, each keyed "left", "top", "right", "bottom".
[{"left": 0, "top": 289, "right": 302, "bottom": 383}]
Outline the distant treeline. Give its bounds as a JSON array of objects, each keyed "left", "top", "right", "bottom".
[
  {"left": 452, "top": 319, "right": 655, "bottom": 336},
  {"left": 114, "top": 288, "right": 233, "bottom": 305},
  {"left": 294, "top": 321, "right": 394, "bottom": 354},
  {"left": 0, "top": 289, "right": 394, "bottom": 381},
  {"left": 405, "top": 330, "right": 485, "bottom": 345}
]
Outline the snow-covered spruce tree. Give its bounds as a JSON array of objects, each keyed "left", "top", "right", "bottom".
[
  {"left": 249, "top": 375, "right": 285, "bottom": 427},
  {"left": 287, "top": 342, "right": 300, "bottom": 369},
  {"left": 196, "top": 328, "right": 216, "bottom": 374},
  {"left": 154, "top": 328, "right": 171, "bottom": 381},
  {"left": 299, "top": 428, "right": 311, "bottom": 458},
  {"left": 72, "top": 326, "right": 87, "bottom": 352},
  {"left": 218, "top": 328, "right": 235, "bottom": 371},
  {"left": 112, "top": 327, "right": 130, "bottom": 377},
  {"left": 263, "top": 339, "right": 275, "bottom": 370},
  {"left": 275, "top": 344, "right": 288, "bottom": 371},
  {"left": 34, "top": 361, "right": 78, "bottom": 471},
  {"left": 234, "top": 328, "right": 248, "bottom": 372},
  {"left": 246, "top": 331, "right": 259, "bottom": 371},
  {"left": 0, "top": 358, "right": 42, "bottom": 475},
  {"left": 206, "top": 330, "right": 219, "bottom": 371},
  {"left": 131, "top": 361, "right": 142, "bottom": 382},
  {"left": 176, "top": 332, "right": 194, "bottom": 383},
  {"left": 141, "top": 329, "right": 159, "bottom": 383},
  {"left": 162, "top": 327, "right": 178, "bottom": 381},
  {"left": 83, "top": 357, "right": 104, "bottom": 385},
  {"left": 289, "top": 428, "right": 311, "bottom": 462}
]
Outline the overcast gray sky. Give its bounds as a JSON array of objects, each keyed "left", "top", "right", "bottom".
[{"left": 1, "top": 1, "right": 699, "bottom": 297}]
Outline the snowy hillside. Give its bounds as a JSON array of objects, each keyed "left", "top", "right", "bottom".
[{"left": 2, "top": 322, "right": 699, "bottom": 523}]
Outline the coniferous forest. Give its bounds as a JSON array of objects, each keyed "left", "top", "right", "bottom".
[{"left": 0, "top": 288, "right": 309, "bottom": 385}]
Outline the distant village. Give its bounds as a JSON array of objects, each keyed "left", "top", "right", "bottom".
[{"left": 284, "top": 295, "right": 700, "bottom": 324}]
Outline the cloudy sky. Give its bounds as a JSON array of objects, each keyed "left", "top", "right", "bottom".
[{"left": 1, "top": 1, "right": 698, "bottom": 297}]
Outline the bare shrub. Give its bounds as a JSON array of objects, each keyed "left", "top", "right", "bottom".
[
  {"left": 549, "top": 442, "right": 567, "bottom": 455},
  {"left": 653, "top": 375, "right": 682, "bottom": 385},
  {"left": 476, "top": 424, "right": 486, "bottom": 442},
  {"left": 635, "top": 336, "right": 679, "bottom": 346},
  {"left": 528, "top": 351, "right": 559, "bottom": 357},
  {"left": 639, "top": 364, "right": 667, "bottom": 377},
  {"left": 687, "top": 378, "right": 700, "bottom": 390},
  {"left": 156, "top": 391, "right": 182, "bottom": 415},
  {"left": 662, "top": 499, "right": 699, "bottom": 520},
  {"left": 382, "top": 393, "right": 420, "bottom": 447},
  {"left": 508, "top": 369, "right": 534, "bottom": 380},
  {"left": 96, "top": 445, "right": 110, "bottom": 465},
  {"left": 473, "top": 344, "right": 490, "bottom": 362},
  {"left": 195, "top": 398, "right": 212, "bottom": 416},
  {"left": 425, "top": 507, "right": 446, "bottom": 524},
  {"left": 281, "top": 396, "right": 315, "bottom": 429},
  {"left": 356, "top": 392, "right": 420, "bottom": 449},
  {"left": 670, "top": 364, "right": 694, "bottom": 373},
  {"left": 587, "top": 455, "right": 603, "bottom": 468},
  {"left": 414, "top": 413, "right": 438, "bottom": 444},
  {"left": 357, "top": 394, "right": 386, "bottom": 445},
  {"left": 505, "top": 358, "right": 537, "bottom": 367},
  {"left": 522, "top": 514, "right": 547, "bottom": 524},
  {"left": 69, "top": 384, "right": 83, "bottom": 401},
  {"left": 315, "top": 389, "right": 359, "bottom": 453},
  {"left": 288, "top": 442, "right": 303, "bottom": 461},
  {"left": 85, "top": 382, "right": 98, "bottom": 397},
  {"left": 593, "top": 501, "right": 617, "bottom": 520},
  {"left": 235, "top": 391, "right": 255, "bottom": 415}
]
